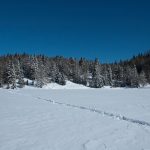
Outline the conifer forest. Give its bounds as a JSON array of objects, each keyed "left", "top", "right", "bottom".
[{"left": 0, "top": 51, "right": 150, "bottom": 89}]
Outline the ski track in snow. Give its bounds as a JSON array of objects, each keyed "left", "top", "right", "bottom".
[{"left": 36, "top": 97, "right": 150, "bottom": 128}]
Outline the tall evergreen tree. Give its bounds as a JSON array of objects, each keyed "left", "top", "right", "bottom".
[
  {"left": 90, "top": 58, "right": 104, "bottom": 88},
  {"left": 130, "top": 65, "right": 139, "bottom": 88},
  {"left": 0, "top": 65, "right": 3, "bottom": 87},
  {"left": 31, "top": 56, "right": 48, "bottom": 88},
  {"left": 139, "top": 71, "right": 147, "bottom": 87},
  {"left": 16, "top": 60, "right": 25, "bottom": 88},
  {"left": 6, "top": 62, "right": 17, "bottom": 89}
]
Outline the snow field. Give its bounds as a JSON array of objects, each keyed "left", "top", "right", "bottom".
[{"left": 0, "top": 88, "right": 150, "bottom": 150}]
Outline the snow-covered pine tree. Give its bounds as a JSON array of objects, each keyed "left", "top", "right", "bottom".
[
  {"left": 72, "top": 60, "right": 81, "bottom": 84},
  {"left": 55, "top": 72, "right": 66, "bottom": 85},
  {"left": 138, "top": 70, "right": 147, "bottom": 87},
  {"left": 0, "top": 62, "right": 3, "bottom": 87},
  {"left": 112, "top": 64, "right": 122, "bottom": 87},
  {"left": 31, "top": 56, "right": 48, "bottom": 88},
  {"left": 0, "top": 72, "right": 2, "bottom": 87},
  {"left": 119, "top": 65, "right": 124, "bottom": 85},
  {"left": 16, "top": 60, "right": 25, "bottom": 88},
  {"left": 130, "top": 65, "right": 139, "bottom": 88},
  {"left": 77, "top": 57, "right": 88, "bottom": 85},
  {"left": 102, "top": 64, "right": 108, "bottom": 86},
  {"left": 6, "top": 61, "right": 17, "bottom": 89},
  {"left": 107, "top": 65, "right": 113, "bottom": 86},
  {"left": 123, "top": 66, "right": 131, "bottom": 87},
  {"left": 90, "top": 58, "right": 104, "bottom": 88},
  {"left": 22, "top": 55, "right": 35, "bottom": 80},
  {"left": 50, "top": 62, "right": 58, "bottom": 82}
]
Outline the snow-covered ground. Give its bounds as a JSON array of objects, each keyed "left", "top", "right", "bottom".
[
  {"left": 23, "top": 80, "right": 90, "bottom": 89},
  {"left": 0, "top": 88, "right": 150, "bottom": 150},
  {"left": 42, "top": 81, "right": 90, "bottom": 89}
]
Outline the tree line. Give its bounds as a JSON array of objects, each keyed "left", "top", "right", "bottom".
[{"left": 0, "top": 51, "right": 150, "bottom": 89}]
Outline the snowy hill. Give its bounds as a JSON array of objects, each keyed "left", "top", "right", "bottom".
[
  {"left": 23, "top": 80, "right": 90, "bottom": 89},
  {"left": 42, "top": 81, "right": 90, "bottom": 89}
]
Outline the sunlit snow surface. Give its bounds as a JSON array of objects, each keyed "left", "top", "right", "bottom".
[{"left": 0, "top": 86, "right": 150, "bottom": 150}]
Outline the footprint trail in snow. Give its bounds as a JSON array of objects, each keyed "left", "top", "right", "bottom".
[{"left": 36, "top": 97, "right": 150, "bottom": 128}]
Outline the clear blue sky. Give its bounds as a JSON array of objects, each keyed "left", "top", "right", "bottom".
[{"left": 0, "top": 0, "right": 150, "bottom": 62}]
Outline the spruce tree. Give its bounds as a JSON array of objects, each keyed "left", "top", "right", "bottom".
[
  {"left": 6, "top": 62, "right": 17, "bottom": 89},
  {"left": 139, "top": 71, "right": 147, "bottom": 87},
  {"left": 130, "top": 65, "right": 139, "bottom": 88},
  {"left": 16, "top": 60, "right": 25, "bottom": 88},
  {"left": 90, "top": 58, "right": 104, "bottom": 88}
]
